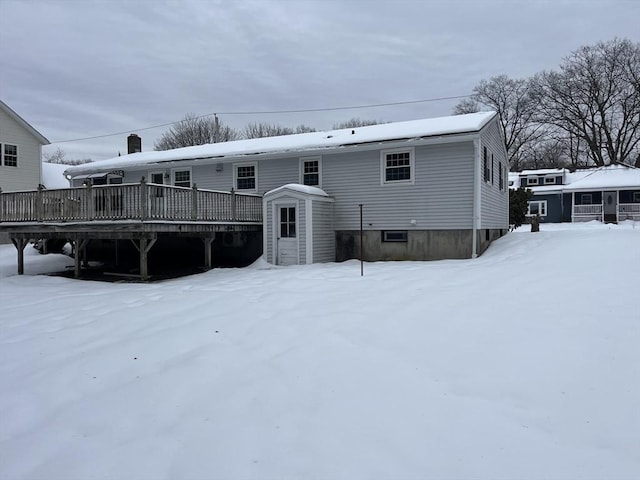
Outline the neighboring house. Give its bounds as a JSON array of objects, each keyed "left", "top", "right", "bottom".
[
  {"left": 59, "top": 111, "right": 509, "bottom": 264},
  {"left": 0, "top": 100, "right": 50, "bottom": 192},
  {"left": 512, "top": 165, "right": 640, "bottom": 223}
]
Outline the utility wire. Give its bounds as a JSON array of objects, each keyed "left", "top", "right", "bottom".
[{"left": 51, "top": 94, "right": 472, "bottom": 144}]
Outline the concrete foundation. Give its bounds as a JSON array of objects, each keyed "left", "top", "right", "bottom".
[{"left": 336, "top": 229, "right": 506, "bottom": 262}]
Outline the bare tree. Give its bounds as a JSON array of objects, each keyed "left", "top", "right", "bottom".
[
  {"left": 453, "top": 75, "right": 544, "bottom": 170},
  {"left": 332, "top": 118, "right": 382, "bottom": 129},
  {"left": 154, "top": 114, "right": 240, "bottom": 150},
  {"left": 295, "top": 124, "right": 316, "bottom": 134},
  {"left": 531, "top": 38, "right": 640, "bottom": 166},
  {"left": 242, "top": 122, "right": 294, "bottom": 139},
  {"left": 43, "top": 147, "right": 92, "bottom": 165}
]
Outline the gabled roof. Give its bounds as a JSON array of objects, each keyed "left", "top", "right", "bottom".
[
  {"left": 563, "top": 164, "right": 640, "bottom": 191},
  {"left": 0, "top": 100, "right": 50, "bottom": 145},
  {"left": 65, "top": 111, "right": 497, "bottom": 177}
]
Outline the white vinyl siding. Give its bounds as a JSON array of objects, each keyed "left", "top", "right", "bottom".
[
  {"left": 480, "top": 120, "right": 509, "bottom": 229},
  {"left": 323, "top": 142, "right": 474, "bottom": 230},
  {"left": 312, "top": 200, "right": 335, "bottom": 262},
  {"left": 0, "top": 107, "right": 43, "bottom": 192}
]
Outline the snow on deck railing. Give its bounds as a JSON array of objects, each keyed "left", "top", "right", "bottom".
[{"left": 0, "top": 180, "right": 262, "bottom": 223}]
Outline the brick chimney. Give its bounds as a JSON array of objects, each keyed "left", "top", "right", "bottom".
[{"left": 128, "top": 134, "right": 141, "bottom": 154}]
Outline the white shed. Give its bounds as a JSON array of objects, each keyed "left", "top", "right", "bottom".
[{"left": 263, "top": 184, "right": 334, "bottom": 265}]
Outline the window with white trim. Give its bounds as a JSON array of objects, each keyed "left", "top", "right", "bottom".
[
  {"left": 581, "top": 193, "right": 592, "bottom": 205},
  {"left": 483, "top": 147, "right": 491, "bottom": 182},
  {"left": 382, "top": 148, "right": 413, "bottom": 184},
  {"left": 527, "top": 177, "right": 539, "bottom": 186},
  {"left": 234, "top": 163, "right": 257, "bottom": 191},
  {"left": 544, "top": 176, "right": 556, "bottom": 185},
  {"left": 2, "top": 144, "right": 18, "bottom": 167},
  {"left": 526, "top": 200, "right": 547, "bottom": 217},
  {"left": 173, "top": 169, "right": 191, "bottom": 188},
  {"left": 300, "top": 157, "right": 321, "bottom": 187}
]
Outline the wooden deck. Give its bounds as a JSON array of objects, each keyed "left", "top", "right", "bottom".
[{"left": 0, "top": 181, "right": 263, "bottom": 280}]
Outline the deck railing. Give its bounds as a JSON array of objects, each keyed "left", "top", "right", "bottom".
[
  {"left": 0, "top": 181, "right": 263, "bottom": 223},
  {"left": 618, "top": 203, "right": 640, "bottom": 220}
]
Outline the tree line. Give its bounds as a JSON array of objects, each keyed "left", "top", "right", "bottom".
[
  {"left": 455, "top": 38, "right": 640, "bottom": 170},
  {"left": 153, "top": 116, "right": 383, "bottom": 151}
]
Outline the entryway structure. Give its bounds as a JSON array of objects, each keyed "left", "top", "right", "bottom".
[{"left": 263, "top": 184, "right": 334, "bottom": 265}]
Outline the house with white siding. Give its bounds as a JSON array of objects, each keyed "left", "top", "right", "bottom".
[
  {"left": 0, "top": 100, "right": 50, "bottom": 193},
  {"left": 57, "top": 111, "right": 508, "bottom": 265}
]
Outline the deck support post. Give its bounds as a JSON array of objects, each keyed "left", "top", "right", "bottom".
[
  {"left": 203, "top": 236, "right": 214, "bottom": 270},
  {"left": 192, "top": 184, "right": 198, "bottom": 220},
  {"left": 131, "top": 236, "right": 157, "bottom": 281},
  {"left": 10, "top": 237, "right": 28, "bottom": 275},
  {"left": 73, "top": 238, "right": 89, "bottom": 278}
]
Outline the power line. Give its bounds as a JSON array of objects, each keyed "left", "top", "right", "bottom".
[{"left": 51, "top": 94, "right": 472, "bottom": 144}]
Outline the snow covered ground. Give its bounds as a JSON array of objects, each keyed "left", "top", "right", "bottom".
[{"left": 1, "top": 222, "right": 639, "bottom": 480}]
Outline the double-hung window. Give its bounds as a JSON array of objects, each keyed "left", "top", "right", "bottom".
[
  {"left": 300, "top": 157, "right": 321, "bottom": 187},
  {"left": 483, "top": 147, "right": 491, "bottom": 183},
  {"left": 2, "top": 144, "right": 18, "bottom": 167},
  {"left": 173, "top": 169, "right": 191, "bottom": 188},
  {"left": 382, "top": 148, "right": 413, "bottom": 184},
  {"left": 581, "top": 194, "right": 593, "bottom": 205},
  {"left": 234, "top": 163, "right": 257, "bottom": 191},
  {"left": 527, "top": 200, "right": 547, "bottom": 217}
]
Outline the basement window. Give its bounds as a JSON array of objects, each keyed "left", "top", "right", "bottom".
[{"left": 382, "top": 230, "right": 408, "bottom": 242}]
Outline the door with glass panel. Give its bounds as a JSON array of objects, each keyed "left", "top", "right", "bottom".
[{"left": 277, "top": 205, "right": 298, "bottom": 265}]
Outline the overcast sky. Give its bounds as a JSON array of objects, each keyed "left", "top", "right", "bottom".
[{"left": 1, "top": 0, "right": 638, "bottom": 161}]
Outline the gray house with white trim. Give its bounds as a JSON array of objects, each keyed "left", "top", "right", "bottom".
[
  {"left": 58, "top": 111, "right": 508, "bottom": 265},
  {"left": 0, "top": 100, "right": 50, "bottom": 193}
]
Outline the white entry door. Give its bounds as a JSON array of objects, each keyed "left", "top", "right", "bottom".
[{"left": 277, "top": 205, "right": 298, "bottom": 265}]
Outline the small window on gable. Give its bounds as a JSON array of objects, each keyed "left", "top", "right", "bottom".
[
  {"left": 527, "top": 177, "right": 539, "bottom": 186},
  {"left": 300, "top": 157, "right": 321, "bottom": 187},
  {"left": 381, "top": 148, "right": 413, "bottom": 184},
  {"left": 235, "top": 163, "right": 257, "bottom": 191},
  {"left": 544, "top": 177, "right": 556, "bottom": 184},
  {"left": 382, "top": 231, "right": 408, "bottom": 242},
  {"left": 3, "top": 144, "right": 18, "bottom": 167},
  {"left": 173, "top": 169, "right": 191, "bottom": 188},
  {"left": 581, "top": 194, "right": 593, "bottom": 205}
]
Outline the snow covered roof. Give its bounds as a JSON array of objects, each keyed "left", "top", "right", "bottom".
[
  {"left": 519, "top": 168, "right": 566, "bottom": 176},
  {"left": 42, "top": 162, "right": 70, "bottom": 189},
  {"left": 265, "top": 184, "right": 329, "bottom": 197},
  {"left": 64, "top": 111, "right": 497, "bottom": 177},
  {"left": 563, "top": 164, "right": 640, "bottom": 191}
]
